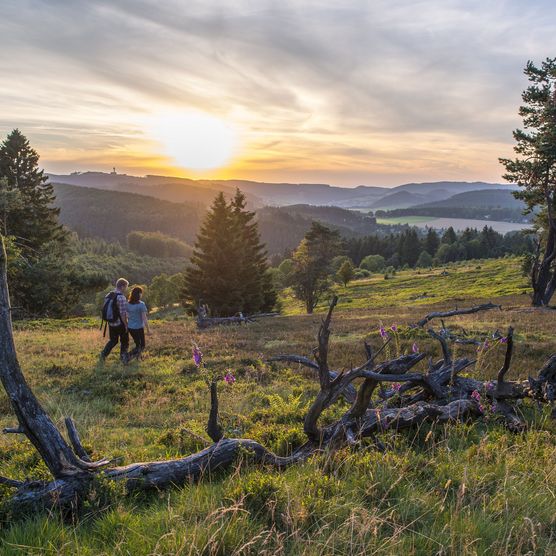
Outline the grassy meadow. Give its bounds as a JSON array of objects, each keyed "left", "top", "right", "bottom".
[{"left": 0, "top": 258, "right": 555, "bottom": 555}]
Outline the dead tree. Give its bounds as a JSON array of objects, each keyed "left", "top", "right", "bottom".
[{"left": 1, "top": 237, "right": 556, "bottom": 514}]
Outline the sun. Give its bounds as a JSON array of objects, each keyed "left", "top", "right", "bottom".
[{"left": 149, "top": 112, "right": 237, "bottom": 171}]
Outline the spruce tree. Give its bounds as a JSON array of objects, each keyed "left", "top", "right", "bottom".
[
  {"left": 500, "top": 58, "right": 556, "bottom": 306},
  {"left": 0, "top": 129, "right": 64, "bottom": 252},
  {"left": 184, "top": 193, "right": 241, "bottom": 316},
  {"left": 424, "top": 228, "right": 440, "bottom": 255},
  {"left": 184, "top": 190, "right": 275, "bottom": 316},
  {"left": 230, "top": 190, "right": 276, "bottom": 313}
]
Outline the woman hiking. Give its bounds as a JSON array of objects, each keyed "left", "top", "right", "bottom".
[{"left": 127, "top": 286, "right": 150, "bottom": 360}]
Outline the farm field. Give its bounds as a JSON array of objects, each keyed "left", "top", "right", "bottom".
[
  {"left": 375, "top": 216, "right": 531, "bottom": 232},
  {"left": 1, "top": 258, "right": 555, "bottom": 555}
]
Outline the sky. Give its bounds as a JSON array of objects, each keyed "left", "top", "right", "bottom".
[{"left": 1, "top": 0, "right": 555, "bottom": 187}]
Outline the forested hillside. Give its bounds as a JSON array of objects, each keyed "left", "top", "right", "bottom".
[
  {"left": 52, "top": 183, "right": 384, "bottom": 254},
  {"left": 381, "top": 189, "right": 529, "bottom": 223},
  {"left": 52, "top": 183, "right": 202, "bottom": 242}
]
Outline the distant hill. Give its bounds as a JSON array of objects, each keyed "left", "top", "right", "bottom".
[
  {"left": 52, "top": 183, "right": 202, "bottom": 243},
  {"left": 52, "top": 183, "right": 384, "bottom": 255},
  {"left": 49, "top": 171, "right": 512, "bottom": 210},
  {"left": 380, "top": 189, "right": 530, "bottom": 223},
  {"left": 370, "top": 190, "right": 428, "bottom": 209},
  {"left": 417, "top": 189, "right": 523, "bottom": 210}
]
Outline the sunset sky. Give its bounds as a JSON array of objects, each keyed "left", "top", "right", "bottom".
[{"left": 1, "top": 0, "right": 555, "bottom": 186}]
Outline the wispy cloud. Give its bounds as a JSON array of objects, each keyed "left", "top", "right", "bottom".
[{"left": 1, "top": 0, "right": 555, "bottom": 185}]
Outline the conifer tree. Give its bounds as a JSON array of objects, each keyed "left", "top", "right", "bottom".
[
  {"left": 184, "top": 190, "right": 276, "bottom": 316},
  {"left": 230, "top": 189, "right": 276, "bottom": 313},
  {"left": 424, "top": 228, "right": 440, "bottom": 255},
  {"left": 0, "top": 129, "right": 64, "bottom": 252},
  {"left": 500, "top": 58, "right": 556, "bottom": 306}
]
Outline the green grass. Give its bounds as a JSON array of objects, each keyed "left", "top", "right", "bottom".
[
  {"left": 0, "top": 259, "right": 555, "bottom": 555},
  {"left": 376, "top": 216, "right": 435, "bottom": 225}
]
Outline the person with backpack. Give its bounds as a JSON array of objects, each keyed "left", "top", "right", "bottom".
[
  {"left": 99, "top": 278, "right": 129, "bottom": 364},
  {"left": 126, "top": 286, "right": 150, "bottom": 361}
]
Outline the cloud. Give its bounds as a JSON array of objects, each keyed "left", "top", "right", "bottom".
[{"left": 0, "top": 0, "right": 555, "bottom": 184}]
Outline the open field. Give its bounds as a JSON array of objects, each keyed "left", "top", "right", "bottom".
[
  {"left": 1, "top": 258, "right": 555, "bottom": 555},
  {"left": 376, "top": 216, "right": 531, "bottom": 232}
]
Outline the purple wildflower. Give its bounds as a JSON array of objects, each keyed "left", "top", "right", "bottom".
[
  {"left": 224, "top": 372, "right": 236, "bottom": 385},
  {"left": 412, "top": 342, "right": 419, "bottom": 353},
  {"left": 192, "top": 344, "right": 203, "bottom": 367},
  {"left": 391, "top": 324, "right": 398, "bottom": 332},
  {"left": 499, "top": 337, "right": 508, "bottom": 344},
  {"left": 379, "top": 326, "right": 389, "bottom": 339},
  {"left": 392, "top": 382, "right": 401, "bottom": 392},
  {"left": 471, "top": 390, "right": 481, "bottom": 402}
]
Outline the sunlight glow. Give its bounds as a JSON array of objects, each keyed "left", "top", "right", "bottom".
[{"left": 149, "top": 112, "right": 237, "bottom": 171}]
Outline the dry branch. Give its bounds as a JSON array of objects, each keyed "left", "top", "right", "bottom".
[{"left": 415, "top": 303, "right": 501, "bottom": 327}]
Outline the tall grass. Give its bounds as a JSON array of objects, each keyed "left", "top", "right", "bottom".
[{"left": 0, "top": 259, "right": 554, "bottom": 554}]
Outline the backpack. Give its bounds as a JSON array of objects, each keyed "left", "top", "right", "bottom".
[{"left": 100, "top": 291, "right": 122, "bottom": 335}]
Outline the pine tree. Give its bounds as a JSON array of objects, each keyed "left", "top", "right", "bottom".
[
  {"left": 0, "top": 129, "right": 64, "bottom": 252},
  {"left": 398, "top": 229, "right": 421, "bottom": 267},
  {"left": 441, "top": 227, "right": 457, "bottom": 245},
  {"left": 500, "top": 58, "right": 556, "bottom": 306},
  {"left": 230, "top": 189, "right": 276, "bottom": 313},
  {"left": 183, "top": 190, "right": 275, "bottom": 316},
  {"left": 424, "top": 228, "right": 440, "bottom": 255},
  {"left": 184, "top": 192, "right": 242, "bottom": 316}
]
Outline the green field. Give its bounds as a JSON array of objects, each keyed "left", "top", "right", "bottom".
[
  {"left": 1, "top": 258, "right": 555, "bottom": 555},
  {"left": 376, "top": 216, "right": 435, "bottom": 225}
]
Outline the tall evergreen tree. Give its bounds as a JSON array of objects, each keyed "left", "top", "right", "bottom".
[
  {"left": 230, "top": 189, "right": 276, "bottom": 313},
  {"left": 424, "top": 228, "right": 440, "bottom": 255},
  {"left": 500, "top": 58, "right": 556, "bottom": 306},
  {"left": 183, "top": 191, "right": 275, "bottom": 316},
  {"left": 398, "top": 228, "right": 421, "bottom": 267},
  {"left": 184, "top": 193, "right": 241, "bottom": 316},
  {"left": 441, "top": 227, "right": 457, "bottom": 245},
  {"left": 0, "top": 129, "right": 64, "bottom": 252}
]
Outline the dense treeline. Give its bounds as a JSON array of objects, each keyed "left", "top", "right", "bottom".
[
  {"left": 70, "top": 236, "right": 188, "bottom": 286},
  {"left": 344, "top": 226, "right": 534, "bottom": 268},
  {"left": 127, "top": 231, "right": 192, "bottom": 259}
]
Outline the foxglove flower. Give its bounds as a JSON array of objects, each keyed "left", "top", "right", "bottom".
[{"left": 192, "top": 344, "right": 203, "bottom": 367}]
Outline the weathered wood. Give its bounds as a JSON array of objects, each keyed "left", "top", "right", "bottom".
[
  {"left": 0, "top": 238, "right": 93, "bottom": 479},
  {"left": 206, "top": 381, "right": 223, "bottom": 442},
  {"left": 415, "top": 303, "right": 501, "bottom": 327}
]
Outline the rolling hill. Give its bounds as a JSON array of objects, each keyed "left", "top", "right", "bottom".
[
  {"left": 48, "top": 172, "right": 513, "bottom": 210},
  {"left": 52, "top": 183, "right": 383, "bottom": 254}
]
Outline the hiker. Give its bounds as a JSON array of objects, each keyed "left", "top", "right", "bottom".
[
  {"left": 127, "top": 286, "right": 149, "bottom": 360},
  {"left": 99, "top": 278, "right": 129, "bottom": 363}
]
